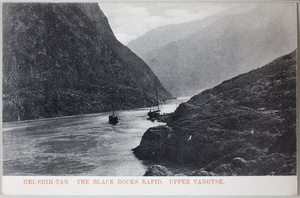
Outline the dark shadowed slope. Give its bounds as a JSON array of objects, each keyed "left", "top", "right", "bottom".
[
  {"left": 133, "top": 50, "right": 297, "bottom": 176},
  {"left": 3, "top": 3, "right": 172, "bottom": 122},
  {"left": 128, "top": 4, "right": 296, "bottom": 96}
]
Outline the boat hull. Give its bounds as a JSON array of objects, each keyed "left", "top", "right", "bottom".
[{"left": 109, "top": 115, "right": 118, "bottom": 124}]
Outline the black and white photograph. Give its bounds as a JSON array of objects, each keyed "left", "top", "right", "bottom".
[{"left": 1, "top": 2, "right": 298, "bottom": 195}]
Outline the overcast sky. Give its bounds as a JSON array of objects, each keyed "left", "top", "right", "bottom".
[{"left": 98, "top": 3, "right": 238, "bottom": 45}]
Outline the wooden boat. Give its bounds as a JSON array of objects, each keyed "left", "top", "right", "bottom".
[
  {"left": 109, "top": 113, "right": 118, "bottom": 124},
  {"left": 148, "top": 88, "right": 160, "bottom": 119},
  {"left": 109, "top": 103, "right": 118, "bottom": 124},
  {"left": 148, "top": 109, "right": 160, "bottom": 119}
]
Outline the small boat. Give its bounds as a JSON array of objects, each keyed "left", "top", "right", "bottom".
[
  {"left": 109, "top": 103, "right": 118, "bottom": 124},
  {"left": 148, "top": 109, "right": 160, "bottom": 119},
  {"left": 148, "top": 88, "right": 160, "bottom": 119},
  {"left": 109, "top": 113, "right": 118, "bottom": 125}
]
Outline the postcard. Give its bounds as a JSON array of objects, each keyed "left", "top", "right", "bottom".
[{"left": 1, "top": 2, "right": 298, "bottom": 196}]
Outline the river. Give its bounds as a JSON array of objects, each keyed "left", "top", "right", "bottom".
[{"left": 3, "top": 97, "right": 190, "bottom": 176}]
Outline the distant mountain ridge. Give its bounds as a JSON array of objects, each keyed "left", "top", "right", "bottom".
[
  {"left": 128, "top": 4, "right": 296, "bottom": 96},
  {"left": 3, "top": 3, "right": 172, "bottom": 122},
  {"left": 127, "top": 11, "right": 224, "bottom": 58}
]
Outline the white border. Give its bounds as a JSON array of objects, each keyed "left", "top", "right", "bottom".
[{"left": 1, "top": 176, "right": 298, "bottom": 196}]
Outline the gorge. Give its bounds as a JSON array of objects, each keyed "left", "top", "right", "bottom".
[{"left": 3, "top": 3, "right": 172, "bottom": 122}]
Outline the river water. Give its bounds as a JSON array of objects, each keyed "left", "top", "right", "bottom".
[{"left": 3, "top": 97, "right": 190, "bottom": 176}]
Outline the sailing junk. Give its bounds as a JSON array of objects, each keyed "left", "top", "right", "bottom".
[
  {"left": 148, "top": 88, "right": 160, "bottom": 119},
  {"left": 109, "top": 113, "right": 118, "bottom": 124},
  {"left": 148, "top": 109, "right": 160, "bottom": 119},
  {"left": 109, "top": 106, "right": 118, "bottom": 124},
  {"left": 109, "top": 103, "right": 118, "bottom": 124}
]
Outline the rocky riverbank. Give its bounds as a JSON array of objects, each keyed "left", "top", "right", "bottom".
[{"left": 133, "top": 51, "right": 297, "bottom": 176}]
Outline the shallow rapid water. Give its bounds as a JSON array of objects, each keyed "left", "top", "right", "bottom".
[{"left": 3, "top": 97, "right": 190, "bottom": 176}]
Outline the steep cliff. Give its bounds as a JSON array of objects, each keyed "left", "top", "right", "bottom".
[
  {"left": 3, "top": 3, "right": 172, "bottom": 122},
  {"left": 128, "top": 4, "right": 296, "bottom": 96},
  {"left": 133, "top": 51, "right": 297, "bottom": 176}
]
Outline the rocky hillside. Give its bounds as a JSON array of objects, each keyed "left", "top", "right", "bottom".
[
  {"left": 3, "top": 3, "right": 172, "bottom": 122},
  {"left": 128, "top": 4, "right": 296, "bottom": 96},
  {"left": 133, "top": 51, "right": 297, "bottom": 176}
]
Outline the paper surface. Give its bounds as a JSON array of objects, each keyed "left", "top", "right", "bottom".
[{"left": 1, "top": 2, "right": 298, "bottom": 196}]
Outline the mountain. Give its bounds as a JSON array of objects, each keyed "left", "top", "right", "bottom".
[
  {"left": 2, "top": 3, "right": 172, "bottom": 122},
  {"left": 133, "top": 51, "right": 297, "bottom": 176},
  {"left": 128, "top": 4, "right": 296, "bottom": 96}
]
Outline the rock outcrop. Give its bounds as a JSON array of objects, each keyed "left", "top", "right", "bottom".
[
  {"left": 2, "top": 3, "right": 172, "bottom": 122},
  {"left": 133, "top": 125, "right": 174, "bottom": 160},
  {"left": 144, "top": 165, "right": 173, "bottom": 176},
  {"left": 134, "top": 51, "right": 297, "bottom": 176}
]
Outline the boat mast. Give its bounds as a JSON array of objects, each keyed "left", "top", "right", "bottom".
[
  {"left": 112, "top": 104, "right": 115, "bottom": 115},
  {"left": 155, "top": 87, "right": 159, "bottom": 110}
]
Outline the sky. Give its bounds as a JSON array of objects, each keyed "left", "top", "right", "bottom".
[{"left": 98, "top": 3, "right": 237, "bottom": 45}]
